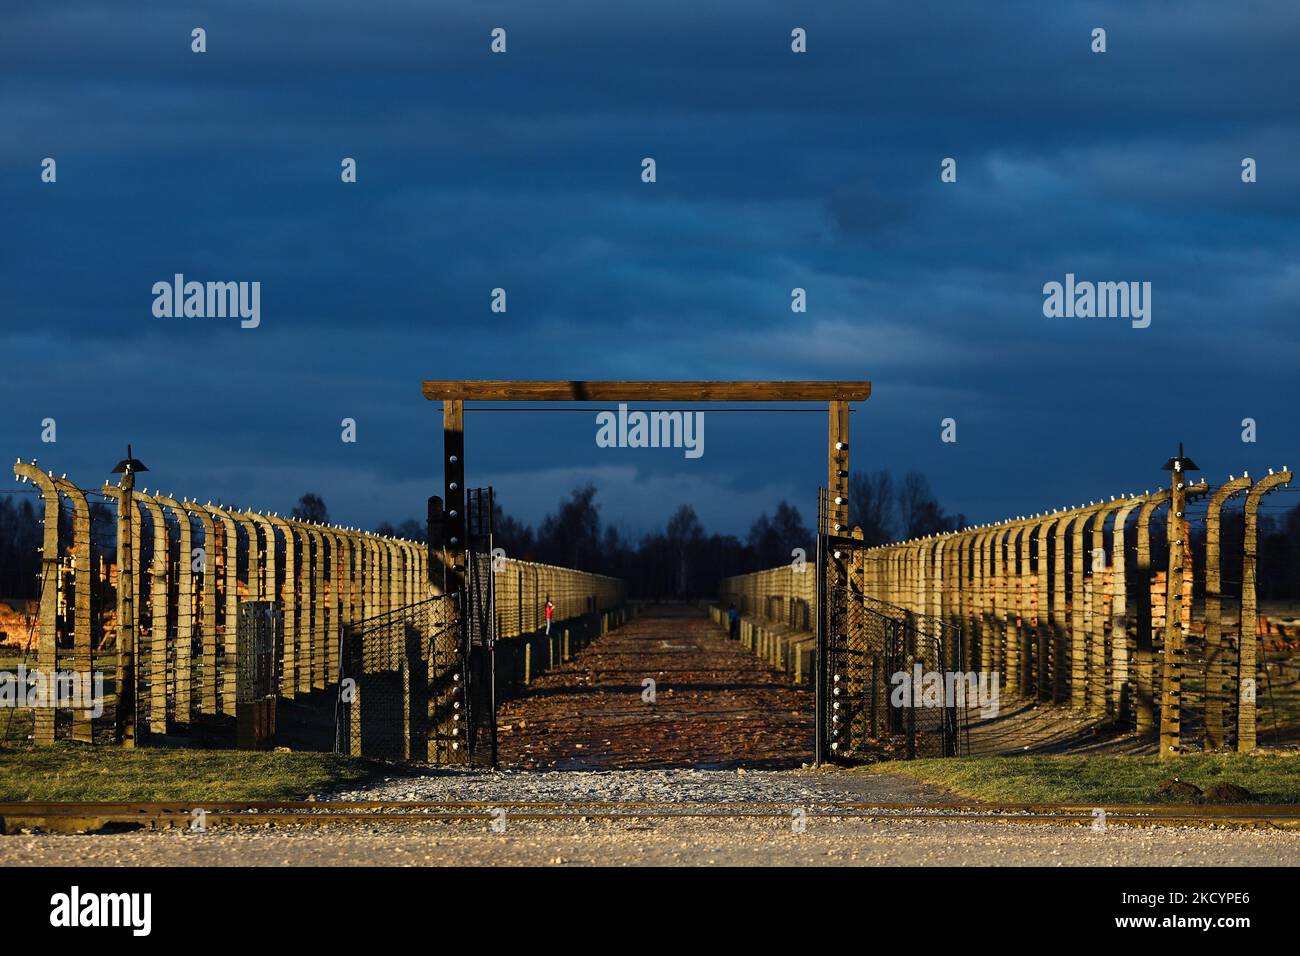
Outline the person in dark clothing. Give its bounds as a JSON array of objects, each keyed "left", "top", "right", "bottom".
[{"left": 727, "top": 602, "right": 740, "bottom": 640}]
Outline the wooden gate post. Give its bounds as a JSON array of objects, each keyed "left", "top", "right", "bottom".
[
  {"left": 443, "top": 399, "right": 466, "bottom": 595},
  {"left": 827, "top": 400, "right": 850, "bottom": 535}
]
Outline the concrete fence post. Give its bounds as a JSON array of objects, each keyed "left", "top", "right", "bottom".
[
  {"left": 1032, "top": 515, "right": 1058, "bottom": 701},
  {"left": 1238, "top": 469, "right": 1292, "bottom": 751},
  {"left": 1133, "top": 491, "right": 1169, "bottom": 735},
  {"left": 1203, "top": 477, "right": 1250, "bottom": 749},
  {"left": 183, "top": 502, "right": 220, "bottom": 715},
  {"left": 998, "top": 525, "right": 1017, "bottom": 689},
  {"left": 157, "top": 495, "right": 195, "bottom": 728},
  {"left": 52, "top": 477, "right": 93, "bottom": 742},
  {"left": 1159, "top": 476, "right": 1208, "bottom": 758},
  {"left": 249, "top": 513, "right": 281, "bottom": 693},
  {"left": 15, "top": 463, "right": 61, "bottom": 744},
  {"left": 102, "top": 479, "right": 139, "bottom": 742},
  {"left": 1090, "top": 501, "right": 1126, "bottom": 717},
  {"left": 307, "top": 526, "right": 326, "bottom": 688},
  {"left": 1067, "top": 505, "right": 1103, "bottom": 710},
  {"left": 1108, "top": 497, "right": 1142, "bottom": 721},
  {"left": 973, "top": 529, "right": 991, "bottom": 675},
  {"left": 1016, "top": 522, "right": 1034, "bottom": 697},
  {"left": 136, "top": 493, "right": 170, "bottom": 735},
  {"left": 268, "top": 515, "right": 300, "bottom": 697},
  {"left": 207, "top": 507, "right": 239, "bottom": 715}
]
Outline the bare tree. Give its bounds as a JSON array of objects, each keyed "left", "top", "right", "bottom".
[
  {"left": 291, "top": 493, "right": 329, "bottom": 524},
  {"left": 898, "top": 472, "right": 954, "bottom": 538},
  {"left": 848, "top": 470, "right": 895, "bottom": 545}
]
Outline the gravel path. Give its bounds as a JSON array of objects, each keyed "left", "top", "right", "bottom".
[
  {"left": 329, "top": 766, "right": 951, "bottom": 805},
  {"left": 4, "top": 817, "right": 1298, "bottom": 866}
]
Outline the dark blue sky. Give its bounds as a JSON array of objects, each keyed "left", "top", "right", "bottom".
[{"left": 3, "top": 1, "right": 1297, "bottom": 539}]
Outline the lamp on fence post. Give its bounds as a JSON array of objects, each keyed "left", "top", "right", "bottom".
[
  {"left": 1158, "top": 443, "right": 1198, "bottom": 760},
  {"left": 110, "top": 445, "right": 148, "bottom": 747}
]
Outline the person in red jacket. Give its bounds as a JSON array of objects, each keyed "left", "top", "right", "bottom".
[{"left": 544, "top": 597, "right": 554, "bottom": 635}]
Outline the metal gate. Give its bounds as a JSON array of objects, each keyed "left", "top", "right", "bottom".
[
  {"left": 236, "top": 601, "right": 281, "bottom": 750},
  {"left": 339, "top": 595, "right": 459, "bottom": 762},
  {"left": 337, "top": 489, "right": 499, "bottom": 765},
  {"left": 816, "top": 490, "right": 967, "bottom": 762},
  {"left": 462, "top": 487, "right": 498, "bottom": 768}
]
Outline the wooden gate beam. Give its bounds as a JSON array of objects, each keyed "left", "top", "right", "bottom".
[{"left": 423, "top": 381, "right": 872, "bottom": 402}]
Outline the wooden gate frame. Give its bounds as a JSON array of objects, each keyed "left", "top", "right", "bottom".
[{"left": 422, "top": 381, "right": 872, "bottom": 591}]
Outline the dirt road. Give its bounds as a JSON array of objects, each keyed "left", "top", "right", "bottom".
[{"left": 496, "top": 604, "right": 813, "bottom": 770}]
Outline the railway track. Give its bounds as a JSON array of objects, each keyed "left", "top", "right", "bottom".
[{"left": 3, "top": 800, "right": 1298, "bottom": 832}]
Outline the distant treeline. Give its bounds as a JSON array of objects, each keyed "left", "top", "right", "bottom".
[{"left": 378, "top": 470, "right": 966, "bottom": 599}]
